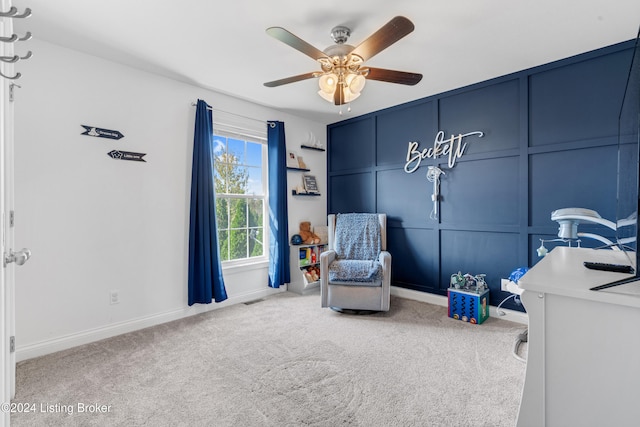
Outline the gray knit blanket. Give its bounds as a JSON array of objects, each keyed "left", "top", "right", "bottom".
[{"left": 329, "top": 213, "right": 382, "bottom": 282}]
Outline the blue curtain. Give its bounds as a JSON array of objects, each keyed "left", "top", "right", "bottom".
[
  {"left": 267, "top": 121, "right": 290, "bottom": 288},
  {"left": 188, "top": 100, "right": 228, "bottom": 305}
]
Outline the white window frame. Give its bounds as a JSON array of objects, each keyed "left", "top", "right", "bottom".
[{"left": 212, "top": 117, "right": 269, "bottom": 269}]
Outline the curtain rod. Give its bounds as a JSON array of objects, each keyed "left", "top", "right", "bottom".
[{"left": 191, "top": 102, "right": 266, "bottom": 126}]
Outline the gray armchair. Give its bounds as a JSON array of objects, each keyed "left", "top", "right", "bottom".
[{"left": 320, "top": 213, "right": 391, "bottom": 312}]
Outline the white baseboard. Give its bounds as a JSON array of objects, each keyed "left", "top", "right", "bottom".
[
  {"left": 391, "top": 286, "right": 529, "bottom": 325},
  {"left": 16, "top": 287, "right": 286, "bottom": 362}
]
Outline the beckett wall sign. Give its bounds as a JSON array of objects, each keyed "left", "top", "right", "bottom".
[
  {"left": 404, "top": 130, "right": 484, "bottom": 173},
  {"left": 404, "top": 130, "right": 485, "bottom": 221}
]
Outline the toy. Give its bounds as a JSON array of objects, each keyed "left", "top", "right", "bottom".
[
  {"left": 299, "top": 221, "right": 320, "bottom": 244},
  {"left": 450, "top": 271, "right": 488, "bottom": 293},
  {"left": 450, "top": 271, "right": 465, "bottom": 289},
  {"left": 448, "top": 288, "right": 490, "bottom": 324},
  {"left": 303, "top": 266, "right": 320, "bottom": 283},
  {"left": 474, "top": 274, "right": 487, "bottom": 292}
]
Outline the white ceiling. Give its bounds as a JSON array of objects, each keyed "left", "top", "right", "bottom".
[{"left": 11, "top": 0, "right": 640, "bottom": 124}]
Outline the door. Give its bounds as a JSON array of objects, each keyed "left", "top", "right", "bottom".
[
  {"left": 1, "top": 1, "right": 11, "bottom": 423},
  {"left": 1, "top": 0, "right": 10, "bottom": 421},
  {"left": 1, "top": 1, "right": 30, "bottom": 425}
]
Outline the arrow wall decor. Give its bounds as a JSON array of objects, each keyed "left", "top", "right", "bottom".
[
  {"left": 81, "top": 125, "right": 125, "bottom": 140},
  {"left": 107, "top": 150, "right": 146, "bottom": 162}
]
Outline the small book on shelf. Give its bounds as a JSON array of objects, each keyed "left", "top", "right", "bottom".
[
  {"left": 302, "top": 175, "right": 319, "bottom": 193},
  {"left": 287, "top": 151, "right": 299, "bottom": 168}
]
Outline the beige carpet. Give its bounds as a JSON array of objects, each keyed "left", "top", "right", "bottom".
[{"left": 11, "top": 292, "right": 526, "bottom": 426}]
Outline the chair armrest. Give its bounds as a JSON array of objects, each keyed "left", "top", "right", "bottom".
[
  {"left": 379, "top": 250, "right": 391, "bottom": 274},
  {"left": 320, "top": 250, "right": 336, "bottom": 307},
  {"left": 320, "top": 249, "right": 336, "bottom": 264},
  {"left": 379, "top": 250, "right": 392, "bottom": 311}
]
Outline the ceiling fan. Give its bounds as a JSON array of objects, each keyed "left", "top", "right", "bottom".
[{"left": 263, "top": 16, "right": 423, "bottom": 107}]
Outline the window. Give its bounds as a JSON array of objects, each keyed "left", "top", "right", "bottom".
[{"left": 213, "top": 123, "right": 268, "bottom": 264}]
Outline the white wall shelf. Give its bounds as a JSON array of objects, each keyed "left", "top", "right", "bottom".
[{"left": 300, "top": 144, "right": 325, "bottom": 152}]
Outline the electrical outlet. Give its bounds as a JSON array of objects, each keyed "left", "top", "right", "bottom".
[
  {"left": 110, "top": 290, "right": 119, "bottom": 305},
  {"left": 501, "top": 279, "right": 510, "bottom": 292}
]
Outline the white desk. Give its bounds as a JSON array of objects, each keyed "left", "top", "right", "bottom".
[{"left": 516, "top": 247, "right": 640, "bottom": 427}]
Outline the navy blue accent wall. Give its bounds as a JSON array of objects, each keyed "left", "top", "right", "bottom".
[{"left": 327, "top": 41, "right": 635, "bottom": 311}]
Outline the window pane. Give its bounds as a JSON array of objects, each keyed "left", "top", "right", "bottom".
[
  {"left": 214, "top": 162, "right": 231, "bottom": 193},
  {"left": 246, "top": 166, "right": 263, "bottom": 195},
  {"left": 218, "top": 229, "right": 229, "bottom": 261},
  {"left": 248, "top": 198, "right": 263, "bottom": 227},
  {"left": 215, "top": 163, "right": 248, "bottom": 194},
  {"left": 227, "top": 138, "right": 245, "bottom": 164},
  {"left": 229, "top": 199, "right": 247, "bottom": 228},
  {"left": 229, "top": 229, "right": 247, "bottom": 260},
  {"left": 214, "top": 166, "right": 223, "bottom": 193},
  {"left": 213, "top": 136, "right": 226, "bottom": 156},
  {"left": 216, "top": 198, "right": 229, "bottom": 229},
  {"left": 246, "top": 142, "right": 262, "bottom": 167},
  {"left": 249, "top": 227, "right": 263, "bottom": 257},
  {"left": 234, "top": 167, "right": 248, "bottom": 194}
]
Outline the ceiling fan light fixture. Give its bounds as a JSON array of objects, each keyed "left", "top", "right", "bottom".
[
  {"left": 346, "top": 73, "right": 366, "bottom": 94},
  {"left": 318, "top": 73, "right": 338, "bottom": 94},
  {"left": 343, "top": 86, "right": 361, "bottom": 103},
  {"left": 317, "top": 89, "right": 335, "bottom": 103}
]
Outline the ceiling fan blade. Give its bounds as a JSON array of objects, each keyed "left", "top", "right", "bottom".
[
  {"left": 266, "top": 27, "right": 328, "bottom": 61},
  {"left": 366, "top": 67, "right": 423, "bottom": 85},
  {"left": 264, "top": 72, "right": 317, "bottom": 87},
  {"left": 350, "top": 16, "right": 415, "bottom": 62}
]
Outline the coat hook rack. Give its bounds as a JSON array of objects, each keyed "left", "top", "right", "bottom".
[
  {"left": 0, "top": 32, "right": 30, "bottom": 43},
  {"left": 1, "top": 6, "right": 32, "bottom": 80},
  {"left": 0, "top": 6, "right": 17, "bottom": 17},
  {"left": 13, "top": 7, "right": 31, "bottom": 18},
  {"left": 0, "top": 70, "right": 21, "bottom": 80},
  {"left": 0, "top": 54, "right": 18, "bottom": 63},
  {"left": 0, "top": 34, "right": 18, "bottom": 43},
  {"left": 0, "top": 51, "right": 33, "bottom": 62},
  {"left": 0, "top": 7, "right": 31, "bottom": 19}
]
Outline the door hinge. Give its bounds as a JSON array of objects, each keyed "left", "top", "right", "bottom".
[
  {"left": 9, "top": 210, "right": 14, "bottom": 228},
  {"left": 10, "top": 336, "right": 15, "bottom": 353}
]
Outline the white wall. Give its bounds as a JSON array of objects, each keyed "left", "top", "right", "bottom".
[{"left": 13, "top": 40, "right": 326, "bottom": 361}]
